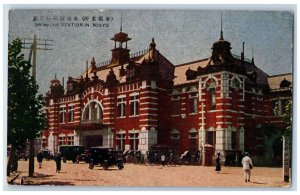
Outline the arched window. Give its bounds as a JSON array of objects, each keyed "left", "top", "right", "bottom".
[
  {"left": 231, "top": 78, "right": 240, "bottom": 109},
  {"left": 170, "top": 129, "right": 180, "bottom": 152},
  {"left": 209, "top": 88, "right": 216, "bottom": 110},
  {"left": 206, "top": 79, "right": 216, "bottom": 110},
  {"left": 82, "top": 101, "right": 103, "bottom": 123},
  {"left": 231, "top": 78, "right": 240, "bottom": 89}
]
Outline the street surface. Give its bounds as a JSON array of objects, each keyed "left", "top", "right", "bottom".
[{"left": 7, "top": 158, "right": 291, "bottom": 188}]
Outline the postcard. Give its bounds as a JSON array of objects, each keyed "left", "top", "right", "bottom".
[{"left": 6, "top": 8, "right": 293, "bottom": 188}]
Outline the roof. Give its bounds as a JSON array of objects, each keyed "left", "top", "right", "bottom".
[
  {"left": 173, "top": 58, "right": 210, "bottom": 85},
  {"left": 243, "top": 62, "right": 270, "bottom": 85},
  {"left": 267, "top": 73, "right": 292, "bottom": 90},
  {"left": 79, "top": 48, "right": 174, "bottom": 84}
]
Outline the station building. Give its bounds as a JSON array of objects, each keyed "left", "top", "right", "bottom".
[{"left": 42, "top": 26, "right": 292, "bottom": 166}]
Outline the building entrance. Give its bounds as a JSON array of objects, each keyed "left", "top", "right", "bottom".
[{"left": 85, "top": 135, "right": 103, "bottom": 148}]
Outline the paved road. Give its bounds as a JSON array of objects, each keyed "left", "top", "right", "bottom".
[{"left": 7, "top": 158, "right": 291, "bottom": 188}]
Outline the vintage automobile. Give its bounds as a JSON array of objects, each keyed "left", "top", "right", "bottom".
[
  {"left": 40, "top": 148, "right": 54, "bottom": 160},
  {"left": 88, "top": 146, "right": 124, "bottom": 170},
  {"left": 59, "top": 145, "right": 86, "bottom": 163}
]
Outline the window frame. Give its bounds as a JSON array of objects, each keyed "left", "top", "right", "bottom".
[
  {"left": 129, "top": 94, "right": 139, "bottom": 116},
  {"left": 59, "top": 106, "right": 66, "bottom": 124},
  {"left": 117, "top": 96, "right": 126, "bottom": 117},
  {"left": 68, "top": 105, "right": 75, "bottom": 123},
  {"left": 189, "top": 92, "right": 198, "bottom": 114}
]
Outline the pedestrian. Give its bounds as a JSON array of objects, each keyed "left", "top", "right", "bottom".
[
  {"left": 37, "top": 151, "right": 43, "bottom": 169},
  {"left": 161, "top": 154, "right": 166, "bottom": 166},
  {"left": 215, "top": 152, "right": 221, "bottom": 173},
  {"left": 54, "top": 152, "right": 62, "bottom": 173},
  {"left": 235, "top": 152, "right": 239, "bottom": 167},
  {"left": 241, "top": 152, "right": 254, "bottom": 182}
]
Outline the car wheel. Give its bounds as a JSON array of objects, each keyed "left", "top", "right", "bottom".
[
  {"left": 102, "top": 160, "right": 108, "bottom": 170},
  {"left": 118, "top": 164, "right": 124, "bottom": 170},
  {"left": 89, "top": 163, "right": 94, "bottom": 169}
]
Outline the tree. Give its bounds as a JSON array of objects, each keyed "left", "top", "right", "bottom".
[
  {"left": 283, "top": 99, "right": 292, "bottom": 137},
  {"left": 7, "top": 38, "right": 45, "bottom": 177}
]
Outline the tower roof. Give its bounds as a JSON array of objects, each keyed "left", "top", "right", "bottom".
[{"left": 111, "top": 31, "right": 132, "bottom": 43}]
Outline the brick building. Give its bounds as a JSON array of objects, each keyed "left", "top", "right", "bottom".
[{"left": 42, "top": 27, "right": 292, "bottom": 166}]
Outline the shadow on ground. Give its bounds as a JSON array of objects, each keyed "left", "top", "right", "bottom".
[
  {"left": 251, "top": 181, "right": 267, "bottom": 185},
  {"left": 33, "top": 173, "right": 55, "bottom": 178},
  {"left": 21, "top": 173, "right": 75, "bottom": 186},
  {"left": 24, "top": 180, "right": 75, "bottom": 186}
]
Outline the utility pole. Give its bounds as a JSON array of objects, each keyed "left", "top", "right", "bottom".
[
  {"left": 22, "top": 34, "right": 53, "bottom": 177},
  {"left": 282, "top": 136, "right": 290, "bottom": 182},
  {"left": 201, "top": 103, "right": 206, "bottom": 166}
]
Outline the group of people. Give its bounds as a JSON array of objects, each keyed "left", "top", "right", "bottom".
[
  {"left": 215, "top": 152, "right": 254, "bottom": 182},
  {"left": 36, "top": 151, "right": 62, "bottom": 173}
]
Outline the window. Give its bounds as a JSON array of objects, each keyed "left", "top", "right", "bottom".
[
  {"left": 273, "top": 100, "right": 279, "bottom": 116},
  {"left": 170, "top": 129, "right": 180, "bottom": 140},
  {"left": 189, "top": 92, "right": 198, "bottom": 113},
  {"left": 68, "top": 106, "right": 75, "bottom": 123},
  {"left": 172, "top": 95, "right": 179, "bottom": 115},
  {"left": 231, "top": 78, "right": 240, "bottom": 109},
  {"left": 59, "top": 136, "right": 66, "bottom": 145},
  {"left": 126, "top": 68, "right": 135, "bottom": 80},
  {"left": 232, "top": 78, "right": 240, "bottom": 88},
  {"left": 67, "top": 82, "right": 73, "bottom": 91},
  {"left": 67, "top": 136, "right": 74, "bottom": 145},
  {"left": 130, "top": 94, "right": 139, "bottom": 116},
  {"left": 189, "top": 132, "right": 197, "bottom": 139},
  {"left": 59, "top": 106, "right": 66, "bottom": 123},
  {"left": 82, "top": 101, "right": 103, "bottom": 123},
  {"left": 189, "top": 128, "right": 198, "bottom": 151},
  {"left": 206, "top": 131, "right": 215, "bottom": 146},
  {"left": 116, "top": 133, "right": 126, "bottom": 151},
  {"left": 129, "top": 68, "right": 135, "bottom": 78},
  {"left": 118, "top": 97, "right": 126, "bottom": 117},
  {"left": 209, "top": 88, "right": 216, "bottom": 110},
  {"left": 206, "top": 79, "right": 216, "bottom": 110},
  {"left": 129, "top": 132, "right": 139, "bottom": 151},
  {"left": 170, "top": 129, "right": 180, "bottom": 152}
]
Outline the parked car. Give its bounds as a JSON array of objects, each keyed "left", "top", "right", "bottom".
[
  {"left": 40, "top": 148, "right": 53, "bottom": 160},
  {"left": 59, "top": 145, "right": 85, "bottom": 163},
  {"left": 88, "top": 146, "right": 124, "bottom": 170}
]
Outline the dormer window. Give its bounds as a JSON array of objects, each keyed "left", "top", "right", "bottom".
[
  {"left": 127, "top": 67, "right": 135, "bottom": 79},
  {"left": 67, "top": 82, "right": 73, "bottom": 92}
]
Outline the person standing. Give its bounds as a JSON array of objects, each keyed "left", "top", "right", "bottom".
[
  {"left": 161, "top": 154, "right": 166, "bottom": 166},
  {"left": 54, "top": 152, "right": 62, "bottom": 173},
  {"left": 215, "top": 152, "right": 221, "bottom": 173},
  {"left": 241, "top": 152, "right": 254, "bottom": 182},
  {"left": 37, "top": 151, "right": 43, "bottom": 169}
]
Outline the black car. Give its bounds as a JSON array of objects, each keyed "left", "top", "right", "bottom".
[
  {"left": 59, "top": 145, "right": 85, "bottom": 163},
  {"left": 40, "top": 148, "right": 54, "bottom": 160},
  {"left": 89, "top": 146, "right": 124, "bottom": 170}
]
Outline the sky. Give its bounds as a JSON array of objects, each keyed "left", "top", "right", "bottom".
[{"left": 8, "top": 9, "right": 294, "bottom": 95}]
